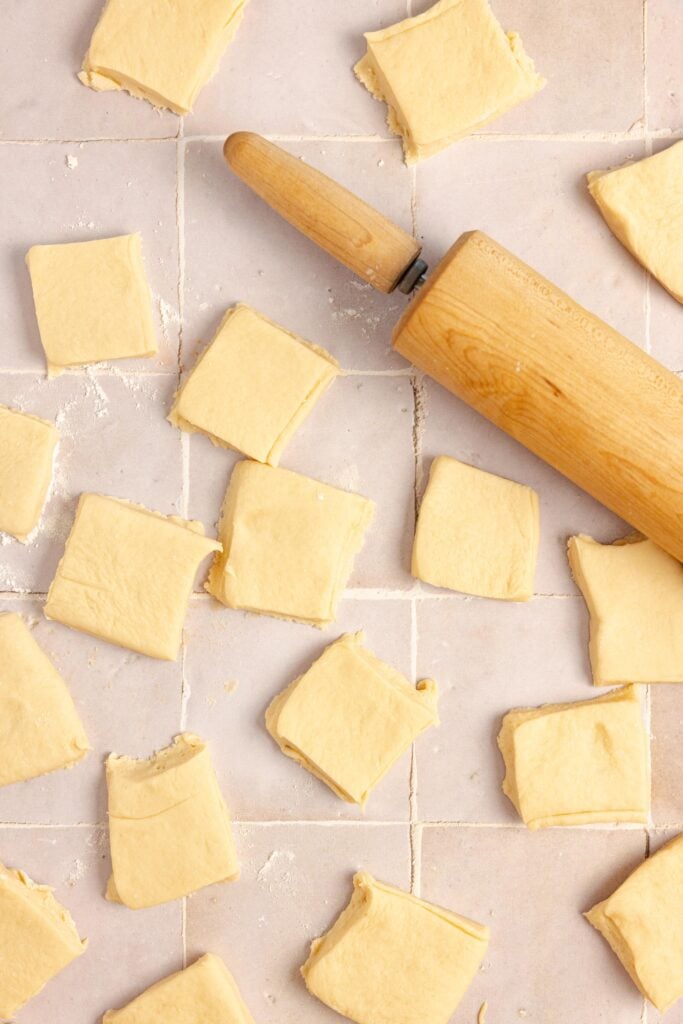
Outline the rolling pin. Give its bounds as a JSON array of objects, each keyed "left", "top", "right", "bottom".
[{"left": 224, "top": 132, "right": 683, "bottom": 562}]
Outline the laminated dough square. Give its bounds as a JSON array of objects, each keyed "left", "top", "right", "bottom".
[
  {"left": 412, "top": 455, "right": 539, "bottom": 600},
  {"left": 106, "top": 734, "right": 239, "bottom": 909},
  {"left": 354, "top": 0, "right": 544, "bottom": 163},
  {"left": 0, "top": 404, "right": 58, "bottom": 540},
  {"left": 0, "top": 614, "right": 89, "bottom": 787},
  {"left": 45, "top": 494, "right": 220, "bottom": 660},
  {"left": 169, "top": 303, "right": 340, "bottom": 465},
  {"left": 103, "top": 954, "right": 255, "bottom": 1023},
  {"left": 498, "top": 684, "right": 649, "bottom": 830},
  {"left": 568, "top": 534, "right": 683, "bottom": 685},
  {"left": 266, "top": 631, "right": 439, "bottom": 806},
  {"left": 26, "top": 234, "right": 157, "bottom": 375},
  {"left": 79, "top": 0, "right": 250, "bottom": 114},
  {"left": 0, "top": 862, "right": 86, "bottom": 1018},
  {"left": 302, "top": 872, "right": 489, "bottom": 1024},
  {"left": 206, "top": 461, "right": 375, "bottom": 627},
  {"left": 586, "top": 832, "right": 683, "bottom": 1013},
  {"left": 587, "top": 141, "right": 683, "bottom": 304}
]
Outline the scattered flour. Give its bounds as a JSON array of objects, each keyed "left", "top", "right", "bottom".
[
  {"left": 65, "top": 155, "right": 78, "bottom": 170},
  {"left": 66, "top": 859, "right": 86, "bottom": 886},
  {"left": 256, "top": 850, "right": 295, "bottom": 886}
]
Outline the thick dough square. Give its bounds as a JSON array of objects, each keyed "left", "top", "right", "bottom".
[
  {"left": 587, "top": 141, "right": 683, "bottom": 304},
  {"left": 103, "top": 954, "right": 255, "bottom": 1023},
  {"left": 106, "top": 734, "right": 239, "bottom": 909},
  {"left": 169, "top": 304, "right": 340, "bottom": 465},
  {"left": 26, "top": 234, "right": 157, "bottom": 376},
  {"left": 206, "top": 461, "right": 374, "bottom": 627},
  {"left": 0, "top": 614, "right": 89, "bottom": 787},
  {"left": 354, "top": 0, "right": 544, "bottom": 163},
  {"left": 568, "top": 533, "right": 683, "bottom": 685},
  {"left": 266, "top": 632, "right": 438, "bottom": 806},
  {"left": 0, "top": 862, "right": 86, "bottom": 1018},
  {"left": 45, "top": 494, "right": 220, "bottom": 660},
  {"left": 412, "top": 455, "right": 539, "bottom": 600},
  {"left": 498, "top": 684, "right": 649, "bottom": 829},
  {"left": 0, "top": 404, "right": 58, "bottom": 540},
  {"left": 586, "top": 833, "right": 683, "bottom": 1013},
  {"left": 79, "top": 0, "right": 250, "bottom": 114},
  {"left": 302, "top": 872, "right": 489, "bottom": 1024}
]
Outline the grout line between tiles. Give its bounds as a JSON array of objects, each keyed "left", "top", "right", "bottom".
[
  {"left": 1, "top": 819, "right": 680, "bottom": 830},
  {"left": 181, "top": 897, "right": 188, "bottom": 969}
]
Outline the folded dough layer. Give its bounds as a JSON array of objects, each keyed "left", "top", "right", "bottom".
[{"left": 0, "top": 404, "right": 58, "bottom": 541}]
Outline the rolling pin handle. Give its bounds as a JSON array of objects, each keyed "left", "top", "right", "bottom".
[{"left": 397, "top": 257, "right": 429, "bottom": 294}]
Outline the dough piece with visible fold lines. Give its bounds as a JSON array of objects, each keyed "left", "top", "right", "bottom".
[{"left": 0, "top": 404, "right": 58, "bottom": 540}]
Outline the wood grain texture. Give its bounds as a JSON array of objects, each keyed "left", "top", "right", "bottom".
[{"left": 394, "top": 232, "right": 683, "bottom": 561}]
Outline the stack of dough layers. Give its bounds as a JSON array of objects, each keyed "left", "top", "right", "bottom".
[
  {"left": 498, "top": 685, "right": 649, "bottom": 829},
  {"left": 0, "top": 404, "right": 58, "bottom": 541},
  {"left": 266, "top": 631, "right": 439, "bottom": 806},
  {"left": 0, "top": 862, "right": 86, "bottom": 1018},
  {"left": 106, "top": 734, "right": 239, "bottom": 909},
  {"left": 302, "top": 873, "right": 490, "bottom": 1024}
]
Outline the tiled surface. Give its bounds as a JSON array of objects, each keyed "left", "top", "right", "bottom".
[{"left": 1, "top": 2, "right": 681, "bottom": 1024}]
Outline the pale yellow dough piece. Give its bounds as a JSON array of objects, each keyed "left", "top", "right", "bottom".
[
  {"left": 26, "top": 234, "right": 157, "bottom": 376},
  {"left": 106, "top": 733, "right": 238, "bottom": 909},
  {"left": 412, "top": 455, "right": 539, "bottom": 599},
  {"left": 587, "top": 141, "right": 683, "bottom": 304},
  {"left": 586, "top": 832, "right": 683, "bottom": 1013},
  {"left": 169, "top": 303, "right": 340, "bottom": 465},
  {"left": 206, "top": 461, "right": 374, "bottom": 627},
  {"left": 498, "top": 684, "right": 649, "bottom": 829},
  {"left": 0, "top": 613, "right": 89, "bottom": 787},
  {"left": 0, "top": 404, "right": 58, "bottom": 540},
  {"left": 79, "top": 0, "right": 250, "bottom": 114},
  {"left": 266, "top": 632, "right": 439, "bottom": 806},
  {"left": 45, "top": 493, "right": 220, "bottom": 660},
  {"left": 0, "top": 862, "right": 86, "bottom": 1018},
  {"left": 103, "top": 954, "right": 255, "bottom": 1023},
  {"left": 302, "top": 872, "right": 489, "bottom": 1024},
  {"left": 568, "top": 533, "right": 683, "bottom": 685},
  {"left": 354, "top": 0, "right": 544, "bottom": 163}
]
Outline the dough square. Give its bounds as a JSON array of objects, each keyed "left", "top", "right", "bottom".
[
  {"left": 302, "top": 872, "right": 489, "bottom": 1024},
  {"left": 0, "top": 863, "right": 86, "bottom": 1018},
  {"left": 498, "top": 684, "right": 649, "bottom": 830},
  {"left": 169, "top": 304, "right": 340, "bottom": 465},
  {"left": 0, "top": 614, "right": 89, "bottom": 787},
  {"left": 106, "top": 734, "right": 239, "bottom": 909},
  {"left": 412, "top": 455, "right": 539, "bottom": 600},
  {"left": 26, "top": 234, "right": 157, "bottom": 376},
  {"left": 79, "top": 0, "right": 250, "bottom": 114},
  {"left": 586, "top": 833, "right": 683, "bottom": 1013},
  {"left": 354, "top": 0, "right": 544, "bottom": 163},
  {"left": 45, "top": 494, "right": 220, "bottom": 660},
  {"left": 587, "top": 141, "right": 683, "bottom": 304},
  {"left": 266, "top": 632, "right": 439, "bottom": 806},
  {"left": 0, "top": 404, "right": 58, "bottom": 541},
  {"left": 568, "top": 534, "right": 683, "bottom": 685},
  {"left": 103, "top": 954, "right": 255, "bottom": 1023},
  {"left": 206, "top": 461, "right": 375, "bottom": 627}
]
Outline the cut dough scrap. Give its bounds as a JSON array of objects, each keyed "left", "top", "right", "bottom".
[
  {"left": 206, "top": 461, "right": 374, "bottom": 627},
  {"left": 412, "top": 455, "right": 539, "bottom": 600},
  {"left": 354, "top": 0, "right": 544, "bottom": 163},
  {"left": 587, "top": 141, "right": 683, "bottom": 304},
  {"left": 0, "top": 862, "right": 86, "bottom": 1018},
  {"left": 169, "top": 303, "right": 340, "bottom": 465},
  {"left": 568, "top": 533, "right": 683, "bottom": 685},
  {"left": 498, "top": 684, "right": 649, "bottom": 830},
  {"left": 79, "top": 0, "right": 250, "bottom": 114},
  {"left": 26, "top": 234, "right": 157, "bottom": 376},
  {"left": 0, "top": 614, "right": 89, "bottom": 787},
  {"left": 302, "top": 872, "right": 489, "bottom": 1024},
  {"left": 106, "top": 734, "right": 239, "bottom": 909},
  {"left": 103, "top": 954, "right": 255, "bottom": 1023},
  {"left": 0, "top": 404, "right": 58, "bottom": 540},
  {"left": 266, "top": 631, "right": 439, "bottom": 806},
  {"left": 586, "top": 832, "right": 683, "bottom": 1013},
  {"left": 45, "top": 493, "right": 220, "bottom": 661}
]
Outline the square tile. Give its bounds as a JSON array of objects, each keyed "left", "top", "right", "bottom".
[
  {"left": 647, "top": 0, "right": 683, "bottom": 132},
  {"left": 421, "top": 825, "right": 646, "bottom": 1023},
  {"left": 651, "top": 688, "right": 683, "bottom": 828}
]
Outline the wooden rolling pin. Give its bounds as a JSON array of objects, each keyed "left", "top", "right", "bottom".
[{"left": 224, "top": 132, "right": 683, "bottom": 562}]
